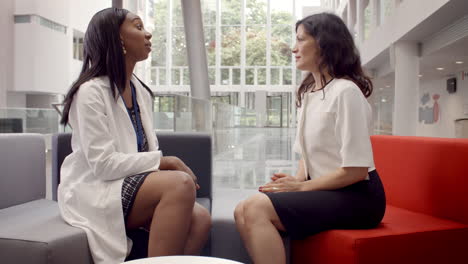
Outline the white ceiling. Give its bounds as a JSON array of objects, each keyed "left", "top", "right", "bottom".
[
  {"left": 419, "top": 36, "right": 468, "bottom": 81},
  {"left": 365, "top": 0, "right": 468, "bottom": 99}
]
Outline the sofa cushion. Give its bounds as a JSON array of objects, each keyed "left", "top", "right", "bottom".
[
  {"left": 0, "top": 134, "right": 45, "bottom": 209},
  {"left": 291, "top": 205, "right": 468, "bottom": 264},
  {"left": 371, "top": 136, "right": 468, "bottom": 224},
  {"left": 0, "top": 199, "right": 92, "bottom": 264}
]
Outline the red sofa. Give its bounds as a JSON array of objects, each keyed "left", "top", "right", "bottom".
[{"left": 291, "top": 135, "right": 468, "bottom": 264}]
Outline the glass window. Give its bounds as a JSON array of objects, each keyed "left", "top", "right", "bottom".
[
  {"left": 172, "top": 0, "right": 184, "bottom": 26},
  {"left": 73, "top": 32, "right": 84, "bottom": 61},
  {"left": 201, "top": 0, "right": 217, "bottom": 26},
  {"left": 221, "top": 68, "right": 230, "bottom": 85},
  {"left": 183, "top": 68, "right": 190, "bottom": 85},
  {"left": 204, "top": 26, "right": 216, "bottom": 66},
  {"left": 245, "top": 92, "right": 255, "bottom": 110},
  {"left": 151, "top": 26, "right": 166, "bottom": 66},
  {"left": 271, "top": 68, "right": 280, "bottom": 85},
  {"left": 172, "top": 27, "right": 187, "bottom": 66},
  {"left": 267, "top": 95, "right": 282, "bottom": 127},
  {"left": 283, "top": 68, "right": 292, "bottom": 85},
  {"left": 211, "top": 95, "right": 231, "bottom": 104},
  {"left": 296, "top": 70, "right": 303, "bottom": 84},
  {"left": 281, "top": 92, "right": 290, "bottom": 127},
  {"left": 172, "top": 68, "right": 180, "bottom": 85},
  {"left": 208, "top": 67, "right": 216, "bottom": 85},
  {"left": 221, "top": 26, "right": 241, "bottom": 66},
  {"left": 155, "top": 95, "right": 175, "bottom": 112},
  {"left": 270, "top": 0, "right": 293, "bottom": 25},
  {"left": 246, "top": 0, "right": 267, "bottom": 25},
  {"left": 258, "top": 68, "right": 266, "bottom": 85},
  {"left": 159, "top": 68, "right": 166, "bottom": 85},
  {"left": 271, "top": 25, "right": 292, "bottom": 66},
  {"left": 221, "top": 0, "right": 241, "bottom": 25},
  {"left": 246, "top": 26, "right": 266, "bottom": 66},
  {"left": 150, "top": 68, "right": 157, "bottom": 85},
  {"left": 381, "top": 0, "right": 393, "bottom": 25},
  {"left": 232, "top": 68, "right": 241, "bottom": 85},
  {"left": 364, "top": 1, "right": 371, "bottom": 40},
  {"left": 154, "top": 0, "right": 168, "bottom": 26},
  {"left": 246, "top": 68, "right": 255, "bottom": 85},
  {"left": 14, "top": 15, "right": 31, "bottom": 23}
]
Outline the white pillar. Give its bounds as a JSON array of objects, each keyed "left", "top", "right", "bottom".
[
  {"left": 392, "top": 41, "right": 419, "bottom": 136},
  {"left": 239, "top": 91, "right": 245, "bottom": 108},
  {"left": 181, "top": 0, "right": 211, "bottom": 131},
  {"left": 356, "top": 0, "right": 365, "bottom": 44},
  {"left": 112, "top": 0, "right": 122, "bottom": 8},
  {"left": 371, "top": 0, "right": 380, "bottom": 29},
  {"left": 255, "top": 90, "right": 267, "bottom": 127},
  {"left": 181, "top": 0, "right": 210, "bottom": 101},
  {"left": 347, "top": 0, "right": 356, "bottom": 38},
  {"left": 0, "top": 0, "right": 14, "bottom": 108}
]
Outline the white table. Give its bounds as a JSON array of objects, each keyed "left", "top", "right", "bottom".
[{"left": 123, "top": 256, "right": 244, "bottom": 264}]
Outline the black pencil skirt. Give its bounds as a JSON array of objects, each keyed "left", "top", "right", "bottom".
[{"left": 265, "top": 170, "right": 386, "bottom": 239}]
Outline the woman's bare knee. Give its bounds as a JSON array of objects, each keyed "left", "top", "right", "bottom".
[
  {"left": 167, "top": 171, "right": 196, "bottom": 202},
  {"left": 243, "top": 194, "right": 286, "bottom": 231},
  {"left": 242, "top": 194, "right": 273, "bottom": 224},
  {"left": 234, "top": 201, "right": 245, "bottom": 223},
  {"left": 125, "top": 171, "right": 194, "bottom": 229},
  {"left": 193, "top": 204, "right": 211, "bottom": 233}
]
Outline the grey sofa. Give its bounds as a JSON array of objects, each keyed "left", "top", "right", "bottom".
[
  {"left": 0, "top": 132, "right": 212, "bottom": 264},
  {"left": 0, "top": 133, "right": 92, "bottom": 264}
]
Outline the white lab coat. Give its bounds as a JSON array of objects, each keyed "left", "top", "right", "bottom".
[{"left": 58, "top": 75, "right": 162, "bottom": 264}]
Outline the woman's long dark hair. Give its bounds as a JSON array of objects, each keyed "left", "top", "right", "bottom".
[
  {"left": 60, "top": 8, "right": 153, "bottom": 125},
  {"left": 295, "top": 13, "right": 373, "bottom": 107}
]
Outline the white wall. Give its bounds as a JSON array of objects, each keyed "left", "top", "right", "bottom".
[
  {"left": 69, "top": 0, "right": 111, "bottom": 33},
  {"left": 15, "top": 0, "right": 69, "bottom": 26},
  {"left": 11, "top": 0, "right": 111, "bottom": 96},
  {"left": 0, "top": 0, "right": 15, "bottom": 108},
  {"left": 68, "top": 0, "right": 111, "bottom": 86},
  {"left": 14, "top": 22, "right": 70, "bottom": 94},
  {"left": 417, "top": 71, "right": 468, "bottom": 137}
]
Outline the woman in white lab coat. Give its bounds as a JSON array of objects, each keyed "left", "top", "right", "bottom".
[
  {"left": 234, "top": 13, "right": 386, "bottom": 264},
  {"left": 58, "top": 8, "right": 211, "bottom": 264}
]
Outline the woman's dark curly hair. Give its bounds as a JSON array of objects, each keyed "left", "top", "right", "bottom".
[{"left": 295, "top": 12, "right": 373, "bottom": 107}]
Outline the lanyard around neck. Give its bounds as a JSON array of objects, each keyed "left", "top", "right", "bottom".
[{"left": 123, "top": 82, "right": 145, "bottom": 152}]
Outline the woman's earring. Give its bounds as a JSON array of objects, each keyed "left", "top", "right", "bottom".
[{"left": 121, "top": 40, "right": 127, "bottom": 55}]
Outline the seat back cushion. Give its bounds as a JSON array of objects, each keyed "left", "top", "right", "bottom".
[
  {"left": 371, "top": 135, "right": 468, "bottom": 224},
  {"left": 0, "top": 133, "right": 45, "bottom": 209},
  {"left": 52, "top": 132, "right": 212, "bottom": 200},
  {"left": 156, "top": 132, "right": 212, "bottom": 200},
  {"left": 51, "top": 133, "right": 72, "bottom": 201}
]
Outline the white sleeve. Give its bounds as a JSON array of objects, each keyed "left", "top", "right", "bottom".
[
  {"left": 334, "top": 86, "right": 374, "bottom": 168},
  {"left": 72, "top": 83, "right": 161, "bottom": 181}
]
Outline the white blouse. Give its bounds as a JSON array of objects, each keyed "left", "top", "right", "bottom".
[{"left": 293, "top": 78, "right": 375, "bottom": 181}]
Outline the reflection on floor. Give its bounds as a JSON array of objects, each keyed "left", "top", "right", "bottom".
[{"left": 213, "top": 127, "right": 298, "bottom": 191}]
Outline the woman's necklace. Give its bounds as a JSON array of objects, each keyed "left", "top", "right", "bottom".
[{"left": 312, "top": 77, "right": 334, "bottom": 92}]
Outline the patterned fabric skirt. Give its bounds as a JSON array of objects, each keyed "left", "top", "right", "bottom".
[{"left": 121, "top": 172, "right": 152, "bottom": 222}]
